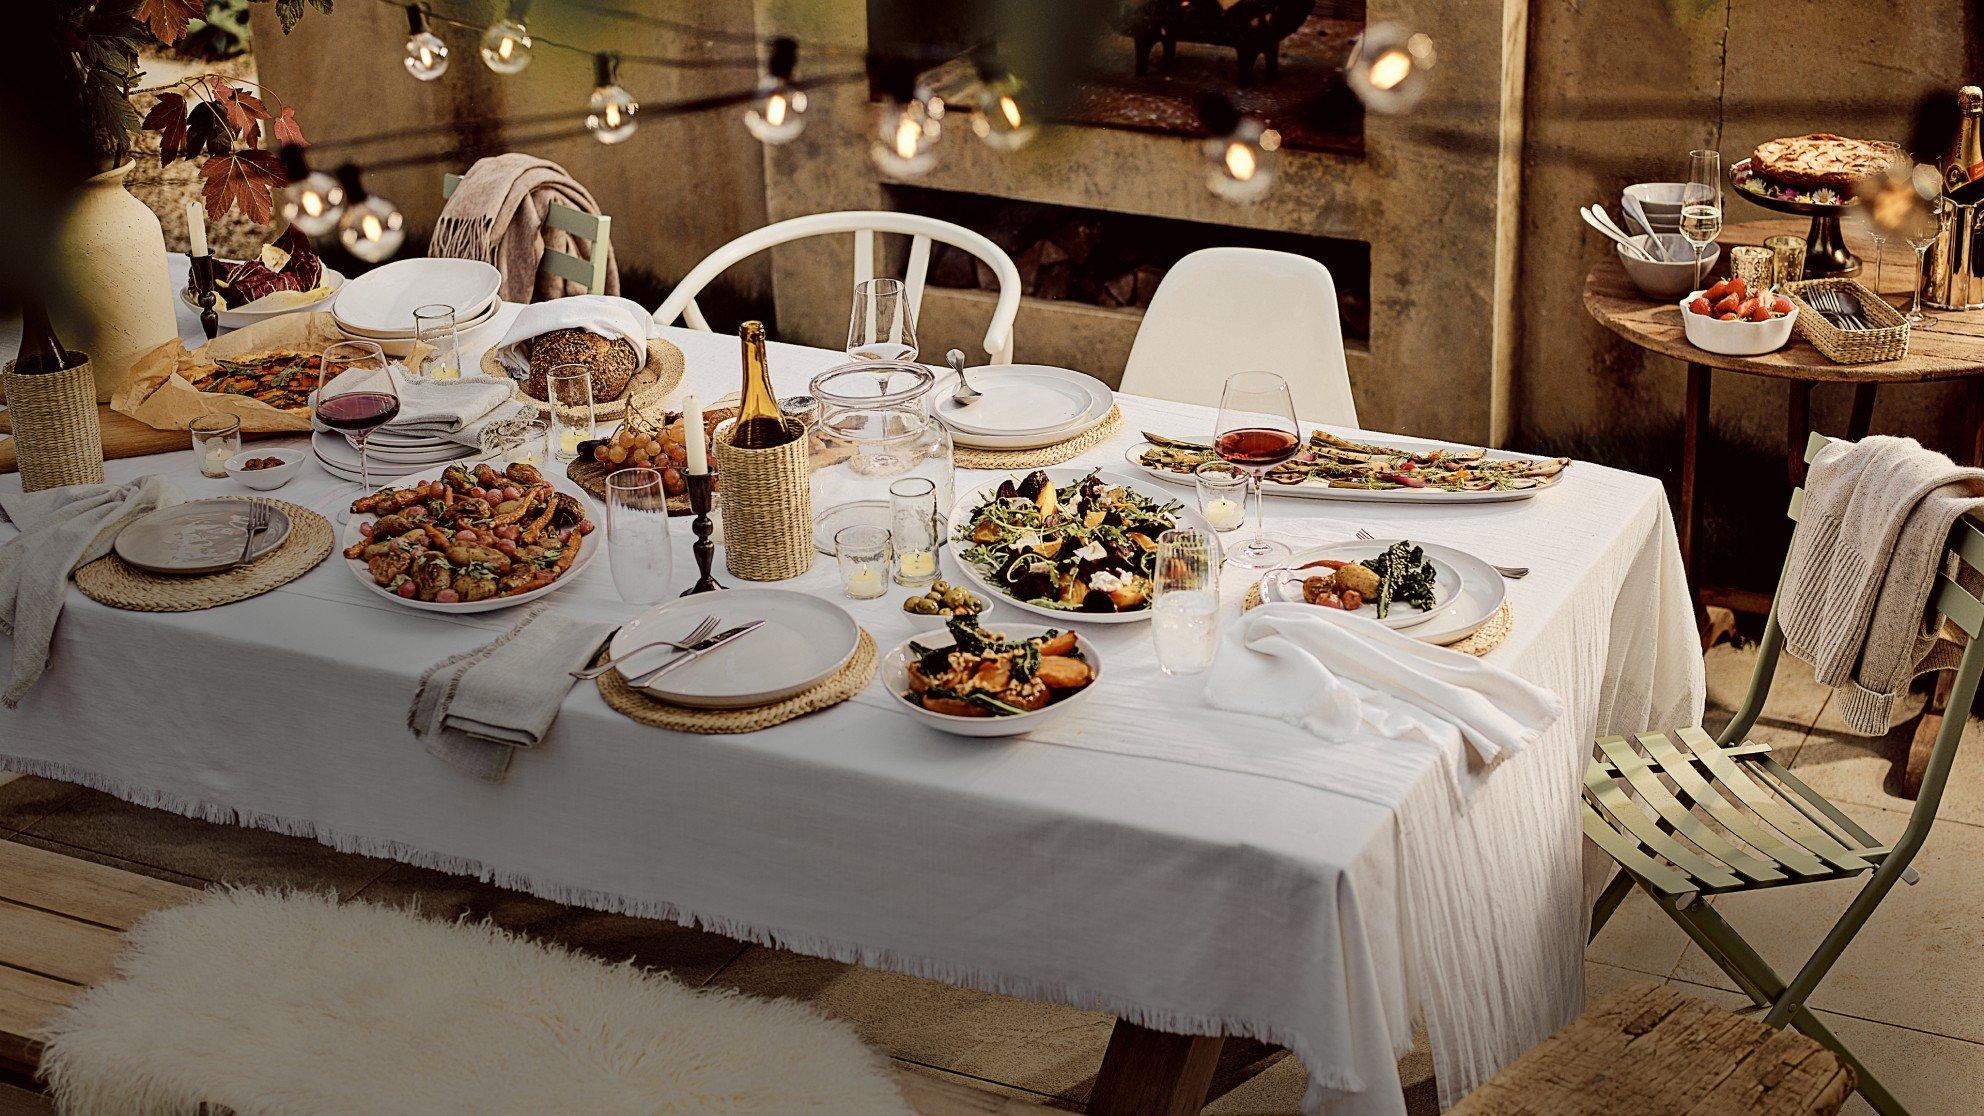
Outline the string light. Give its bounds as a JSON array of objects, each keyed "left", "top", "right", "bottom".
[
  {"left": 402, "top": 5, "right": 449, "bottom": 81},
  {"left": 1195, "top": 92, "right": 1278, "bottom": 204},
  {"left": 1346, "top": 23, "right": 1435, "bottom": 114},
  {"left": 480, "top": 1, "right": 532, "bottom": 75},
  {"left": 969, "top": 64, "right": 1037, "bottom": 151},
  {"left": 333, "top": 165, "right": 406, "bottom": 263},
  {"left": 586, "top": 53, "right": 639, "bottom": 144},
  {"left": 279, "top": 144, "right": 345, "bottom": 235},
  {"left": 744, "top": 37, "right": 807, "bottom": 144},
  {"left": 1854, "top": 159, "right": 1943, "bottom": 237},
  {"left": 871, "top": 61, "right": 941, "bottom": 176}
]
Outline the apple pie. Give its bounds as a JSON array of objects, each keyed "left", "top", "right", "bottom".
[{"left": 1750, "top": 133, "right": 1903, "bottom": 191}]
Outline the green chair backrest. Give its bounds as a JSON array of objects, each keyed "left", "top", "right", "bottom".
[{"left": 439, "top": 172, "right": 612, "bottom": 295}]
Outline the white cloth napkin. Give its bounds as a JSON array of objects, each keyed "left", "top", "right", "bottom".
[
  {"left": 408, "top": 605, "right": 617, "bottom": 782},
  {"left": 489, "top": 294, "right": 652, "bottom": 380},
  {"left": 0, "top": 476, "right": 183, "bottom": 707},
  {"left": 1204, "top": 602, "right": 1564, "bottom": 802}
]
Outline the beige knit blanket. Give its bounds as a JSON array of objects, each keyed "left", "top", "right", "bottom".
[
  {"left": 1778, "top": 435, "right": 1984, "bottom": 735},
  {"left": 430, "top": 153, "right": 618, "bottom": 303}
]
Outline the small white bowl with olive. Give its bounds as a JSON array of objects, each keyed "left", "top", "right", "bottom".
[{"left": 902, "top": 579, "right": 990, "bottom": 619}]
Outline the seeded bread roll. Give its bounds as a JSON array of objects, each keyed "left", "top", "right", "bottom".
[{"left": 521, "top": 329, "right": 639, "bottom": 402}]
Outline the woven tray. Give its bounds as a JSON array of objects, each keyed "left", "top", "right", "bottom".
[
  {"left": 564, "top": 405, "right": 738, "bottom": 512},
  {"left": 955, "top": 406, "right": 1124, "bottom": 471},
  {"left": 596, "top": 629, "right": 877, "bottom": 733},
  {"left": 489, "top": 337, "right": 686, "bottom": 420},
  {"left": 74, "top": 498, "right": 333, "bottom": 612},
  {"left": 1784, "top": 278, "right": 1910, "bottom": 364},
  {"left": 1240, "top": 579, "right": 1513, "bottom": 657}
]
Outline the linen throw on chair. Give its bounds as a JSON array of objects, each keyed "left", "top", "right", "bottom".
[
  {"left": 1779, "top": 434, "right": 1984, "bottom": 735},
  {"left": 429, "top": 153, "right": 619, "bottom": 302}
]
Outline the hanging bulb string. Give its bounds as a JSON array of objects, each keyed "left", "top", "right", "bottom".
[{"left": 374, "top": 0, "right": 794, "bottom": 70}]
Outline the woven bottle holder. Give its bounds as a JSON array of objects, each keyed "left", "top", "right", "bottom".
[
  {"left": 711, "top": 417, "right": 813, "bottom": 581},
  {"left": 3, "top": 358, "right": 104, "bottom": 491}
]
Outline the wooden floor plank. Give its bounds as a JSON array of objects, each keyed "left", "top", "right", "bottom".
[
  {"left": 0, "top": 967, "right": 76, "bottom": 1075},
  {"left": 0, "top": 840, "right": 197, "bottom": 930},
  {"left": 0, "top": 902, "right": 127, "bottom": 989}
]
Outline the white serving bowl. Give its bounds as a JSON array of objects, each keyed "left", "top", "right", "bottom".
[
  {"left": 1624, "top": 182, "right": 1688, "bottom": 227},
  {"left": 1619, "top": 235, "right": 1719, "bottom": 299},
  {"left": 223, "top": 448, "right": 304, "bottom": 490},
  {"left": 883, "top": 623, "right": 1102, "bottom": 738},
  {"left": 1677, "top": 289, "right": 1798, "bottom": 356}
]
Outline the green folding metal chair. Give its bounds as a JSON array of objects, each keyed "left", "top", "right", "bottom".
[
  {"left": 1583, "top": 431, "right": 1984, "bottom": 1115},
  {"left": 439, "top": 172, "right": 613, "bottom": 294}
]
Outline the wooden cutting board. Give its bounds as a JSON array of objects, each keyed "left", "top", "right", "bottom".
[{"left": 0, "top": 406, "right": 285, "bottom": 475}]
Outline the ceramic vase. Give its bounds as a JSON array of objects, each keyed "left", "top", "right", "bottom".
[{"left": 52, "top": 162, "right": 177, "bottom": 403}]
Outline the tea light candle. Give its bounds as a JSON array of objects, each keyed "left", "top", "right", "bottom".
[
  {"left": 558, "top": 427, "right": 584, "bottom": 459},
  {"left": 186, "top": 201, "right": 207, "bottom": 258},
  {"left": 844, "top": 566, "right": 887, "bottom": 599},
  {"left": 895, "top": 549, "right": 937, "bottom": 582},
  {"left": 682, "top": 395, "right": 708, "bottom": 475},
  {"left": 1203, "top": 496, "right": 1245, "bottom": 532},
  {"left": 203, "top": 441, "right": 233, "bottom": 476}
]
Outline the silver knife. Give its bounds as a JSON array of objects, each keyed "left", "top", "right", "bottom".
[{"left": 626, "top": 620, "right": 766, "bottom": 687}]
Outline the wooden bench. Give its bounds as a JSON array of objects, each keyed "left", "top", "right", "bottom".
[{"left": 1450, "top": 982, "right": 1855, "bottom": 1115}]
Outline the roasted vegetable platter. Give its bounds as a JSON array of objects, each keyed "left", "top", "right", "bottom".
[
  {"left": 1125, "top": 429, "right": 1570, "bottom": 505},
  {"left": 882, "top": 617, "right": 1105, "bottom": 738}
]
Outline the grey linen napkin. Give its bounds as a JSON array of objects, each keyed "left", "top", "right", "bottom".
[
  {"left": 1778, "top": 435, "right": 1984, "bottom": 735},
  {"left": 0, "top": 476, "right": 182, "bottom": 707},
  {"left": 408, "top": 605, "right": 616, "bottom": 782}
]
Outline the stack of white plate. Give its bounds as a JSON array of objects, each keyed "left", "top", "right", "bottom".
[
  {"left": 331, "top": 258, "right": 503, "bottom": 358},
  {"left": 312, "top": 427, "right": 472, "bottom": 483},
  {"left": 930, "top": 364, "right": 1115, "bottom": 451}
]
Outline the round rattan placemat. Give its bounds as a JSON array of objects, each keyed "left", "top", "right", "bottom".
[
  {"left": 492, "top": 338, "right": 686, "bottom": 421},
  {"left": 74, "top": 497, "right": 334, "bottom": 613},
  {"left": 596, "top": 628, "right": 877, "bottom": 734},
  {"left": 1240, "top": 580, "right": 1513, "bottom": 657},
  {"left": 954, "top": 406, "right": 1124, "bottom": 471}
]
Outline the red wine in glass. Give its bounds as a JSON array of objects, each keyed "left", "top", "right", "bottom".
[
  {"left": 1216, "top": 427, "right": 1300, "bottom": 468},
  {"left": 316, "top": 391, "right": 400, "bottom": 433}
]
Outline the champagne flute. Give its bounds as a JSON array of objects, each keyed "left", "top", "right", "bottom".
[
  {"left": 1213, "top": 370, "right": 1300, "bottom": 569},
  {"left": 1152, "top": 528, "right": 1220, "bottom": 676},
  {"left": 1680, "top": 149, "right": 1723, "bottom": 290},
  {"left": 605, "top": 467, "right": 674, "bottom": 605},
  {"left": 847, "top": 277, "right": 918, "bottom": 362},
  {"left": 315, "top": 340, "right": 397, "bottom": 515}
]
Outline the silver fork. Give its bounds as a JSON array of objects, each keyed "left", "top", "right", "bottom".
[
  {"left": 232, "top": 501, "right": 272, "bottom": 568},
  {"left": 1356, "top": 528, "right": 1528, "bottom": 579},
  {"left": 570, "top": 615, "right": 721, "bottom": 680}
]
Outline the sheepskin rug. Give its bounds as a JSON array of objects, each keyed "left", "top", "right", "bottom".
[{"left": 35, "top": 888, "right": 914, "bottom": 1115}]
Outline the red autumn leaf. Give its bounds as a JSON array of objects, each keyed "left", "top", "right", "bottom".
[
  {"left": 198, "top": 149, "right": 287, "bottom": 225},
  {"left": 135, "top": 0, "right": 202, "bottom": 45},
  {"left": 270, "top": 106, "right": 306, "bottom": 148},
  {"left": 142, "top": 91, "right": 188, "bottom": 164}
]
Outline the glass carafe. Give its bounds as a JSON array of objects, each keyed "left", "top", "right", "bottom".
[{"left": 807, "top": 359, "right": 954, "bottom": 553}]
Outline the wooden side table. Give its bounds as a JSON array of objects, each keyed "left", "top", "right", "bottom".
[{"left": 1584, "top": 217, "right": 1984, "bottom": 796}]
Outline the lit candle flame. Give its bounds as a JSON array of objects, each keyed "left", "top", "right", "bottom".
[
  {"left": 1369, "top": 49, "right": 1412, "bottom": 91},
  {"left": 998, "top": 95, "right": 1022, "bottom": 129},
  {"left": 1224, "top": 141, "right": 1257, "bottom": 181}
]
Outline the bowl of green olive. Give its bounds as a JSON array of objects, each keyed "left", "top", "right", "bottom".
[{"left": 902, "top": 579, "right": 989, "bottom": 618}]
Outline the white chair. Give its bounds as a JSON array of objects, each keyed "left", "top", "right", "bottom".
[
  {"left": 1120, "top": 247, "right": 1356, "bottom": 426},
  {"left": 653, "top": 211, "right": 1023, "bottom": 364}
]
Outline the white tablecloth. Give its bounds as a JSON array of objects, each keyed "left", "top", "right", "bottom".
[{"left": 0, "top": 274, "right": 1704, "bottom": 1114}]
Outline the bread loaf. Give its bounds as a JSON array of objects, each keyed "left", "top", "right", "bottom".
[{"left": 521, "top": 329, "right": 639, "bottom": 402}]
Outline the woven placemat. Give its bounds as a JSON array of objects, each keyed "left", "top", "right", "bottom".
[
  {"left": 494, "top": 338, "right": 687, "bottom": 421},
  {"left": 955, "top": 406, "right": 1123, "bottom": 471},
  {"left": 596, "top": 628, "right": 877, "bottom": 734},
  {"left": 1240, "top": 579, "right": 1514, "bottom": 657},
  {"left": 74, "top": 498, "right": 334, "bottom": 613}
]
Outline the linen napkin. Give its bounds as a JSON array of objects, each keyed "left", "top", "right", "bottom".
[
  {"left": 0, "top": 476, "right": 182, "bottom": 707},
  {"left": 319, "top": 364, "right": 515, "bottom": 437},
  {"left": 488, "top": 295, "right": 652, "bottom": 380},
  {"left": 1204, "top": 602, "right": 1563, "bottom": 802},
  {"left": 408, "top": 605, "right": 616, "bottom": 782}
]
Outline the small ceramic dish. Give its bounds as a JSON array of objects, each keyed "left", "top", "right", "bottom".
[
  {"left": 1677, "top": 289, "right": 1799, "bottom": 356},
  {"left": 1619, "top": 235, "right": 1720, "bottom": 299},
  {"left": 883, "top": 623, "right": 1102, "bottom": 739},
  {"left": 224, "top": 448, "right": 305, "bottom": 490}
]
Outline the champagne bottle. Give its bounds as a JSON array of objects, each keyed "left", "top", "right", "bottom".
[
  {"left": 1944, "top": 86, "right": 1984, "bottom": 194},
  {"left": 729, "top": 320, "right": 796, "bottom": 449},
  {"left": 13, "top": 296, "right": 81, "bottom": 376}
]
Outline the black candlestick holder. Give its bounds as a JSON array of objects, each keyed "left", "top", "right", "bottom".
[
  {"left": 190, "top": 253, "right": 221, "bottom": 340},
  {"left": 680, "top": 471, "right": 722, "bottom": 595}
]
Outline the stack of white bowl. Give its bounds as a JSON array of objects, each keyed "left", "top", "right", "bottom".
[
  {"left": 330, "top": 258, "right": 504, "bottom": 359},
  {"left": 1623, "top": 183, "right": 1687, "bottom": 235}
]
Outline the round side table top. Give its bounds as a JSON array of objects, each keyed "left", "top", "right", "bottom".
[{"left": 1583, "top": 217, "right": 1984, "bottom": 384}]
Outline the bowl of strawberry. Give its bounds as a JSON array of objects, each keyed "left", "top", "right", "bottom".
[{"left": 1678, "top": 277, "right": 1798, "bottom": 356}]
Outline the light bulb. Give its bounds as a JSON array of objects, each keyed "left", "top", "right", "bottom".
[
  {"left": 479, "top": 17, "right": 532, "bottom": 74},
  {"left": 970, "top": 71, "right": 1037, "bottom": 151},
  {"left": 1347, "top": 23, "right": 1435, "bottom": 113},
  {"left": 278, "top": 145, "right": 343, "bottom": 236},
  {"left": 585, "top": 54, "right": 637, "bottom": 144},
  {"left": 333, "top": 166, "right": 405, "bottom": 263},
  {"left": 871, "top": 97, "right": 941, "bottom": 176},
  {"left": 402, "top": 6, "right": 448, "bottom": 81},
  {"left": 1204, "top": 118, "right": 1279, "bottom": 204},
  {"left": 745, "top": 37, "right": 807, "bottom": 144},
  {"left": 1853, "top": 159, "right": 1943, "bottom": 237}
]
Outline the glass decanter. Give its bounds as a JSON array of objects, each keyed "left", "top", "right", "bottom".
[{"left": 806, "top": 359, "right": 955, "bottom": 553}]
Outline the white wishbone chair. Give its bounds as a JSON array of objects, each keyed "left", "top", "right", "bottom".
[{"left": 652, "top": 211, "right": 1023, "bottom": 364}]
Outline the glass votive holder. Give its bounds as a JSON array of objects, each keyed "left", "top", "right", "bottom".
[
  {"left": 1765, "top": 235, "right": 1807, "bottom": 289},
  {"left": 1729, "top": 245, "right": 1774, "bottom": 292},
  {"left": 546, "top": 364, "right": 595, "bottom": 463},
  {"left": 190, "top": 412, "right": 241, "bottom": 478},
  {"left": 836, "top": 524, "right": 891, "bottom": 600},
  {"left": 1194, "top": 461, "right": 1248, "bottom": 533},
  {"left": 413, "top": 303, "right": 461, "bottom": 380},
  {"left": 888, "top": 476, "right": 939, "bottom": 586},
  {"left": 480, "top": 414, "right": 550, "bottom": 467}
]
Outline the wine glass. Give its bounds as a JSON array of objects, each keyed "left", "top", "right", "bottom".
[
  {"left": 1903, "top": 198, "right": 1943, "bottom": 324},
  {"left": 1214, "top": 370, "right": 1300, "bottom": 569},
  {"left": 847, "top": 277, "right": 918, "bottom": 362},
  {"left": 1152, "top": 528, "right": 1220, "bottom": 676},
  {"left": 315, "top": 340, "right": 397, "bottom": 511},
  {"left": 1680, "top": 149, "right": 1723, "bottom": 290},
  {"left": 605, "top": 467, "right": 674, "bottom": 605}
]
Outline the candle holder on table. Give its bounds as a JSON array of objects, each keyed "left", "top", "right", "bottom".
[
  {"left": 189, "top": 254, "right": 221, "bottom": 340},
  {"left": 680, "top": 471, "right": 723, "bottom": 596}
]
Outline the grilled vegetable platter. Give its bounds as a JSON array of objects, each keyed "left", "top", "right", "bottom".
[
  {"left": 883, "top": 618, "right": 1104, "bottom": 738},
  {"left": 1127, "top": 429, "right": 1570, "bottom": 504}
]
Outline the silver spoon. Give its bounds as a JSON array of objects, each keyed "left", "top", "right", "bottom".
[{"left": 947, "top": 348, "right": 982, "bottom": 407}]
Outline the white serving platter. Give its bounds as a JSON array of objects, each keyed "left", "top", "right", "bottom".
[
  {"left": 610, "top": 589, "right": 860, "bottom": 709},
  {"left": 331, "top": 258, "right": 501, "bottom": 337},
  {"left": 115, "top": 500, "right": 292, "bottom": 575},
  {"left": 1259, "top": 539, "right": 1506, "bottom": 646},
  {"left": 1122, "top": 432, "right": 1564, "bottom": 505},
  {"left": 883, "top": 624, "right": 1102, "bottom": 738}
]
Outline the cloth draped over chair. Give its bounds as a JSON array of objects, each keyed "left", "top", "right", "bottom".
[{"left": 430, "top": 154, "right": 618, "bottom": 303}]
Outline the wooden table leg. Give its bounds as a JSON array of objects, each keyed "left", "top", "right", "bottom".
[
  {"left": 1088, "top": 1020, "right": 1224, "bottom": 1116},
  {"left": 1847, "top": 382, "right": 1877, "bottom": 441},
  {"left": 1681, "top": 363, "right": 1711, "bottom": 637},
  {"left": 1786, "top": 379, "right": 1814, "bottom": 487}
]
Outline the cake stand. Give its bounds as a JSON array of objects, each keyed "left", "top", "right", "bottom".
[{"left": 1729, "top": 158, "right": 1860, "bottom": 278}]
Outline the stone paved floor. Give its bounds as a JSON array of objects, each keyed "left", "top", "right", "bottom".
[{"left": 2, "top": 641, "right": 1978, "bottom": 1112}]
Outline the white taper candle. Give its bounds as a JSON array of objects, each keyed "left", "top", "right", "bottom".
[
  {"left": 186, "top": 201, "right": 208, "bottom": 258},
  {"left": 682, "top": 395, "right": 707, "bottom": 475}
]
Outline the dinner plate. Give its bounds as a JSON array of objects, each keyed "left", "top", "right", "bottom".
[
  {"left": 337, "top": 463, "right": 599, "bottom": 614},
  {"left": 931, "top": 365, "right": 1114, "bottom": 451},
  {"left": 335, "top": 293, "right": 500, "bottom": 340},
  {"left": 609, "top": 589, "right": 860, "bottom": 709},
  {"left": 943, "top": 467, "right": 1215, "bottom": 625},
  {"left": 934, "top": 365, "right": 1100, "bottom": 437},
  {"left": 115, "top": 500, "right": 292, "bottom": 575},
  {"left": 1257, "top": 540, "right": 1463, "bottom": 630},
  {"left": 1121, "top": 432, "right": 1564, "bottom": 505},
  {"left": 1259, "top": 539, "right": 1506, "bottom": 646},
  {"left": 331, "top": 258, "right": 501, "bottom": 337},
  {"left": 181, "top": 267, "right": 346, "bottom": 330},
  {"left": 312, "top": 430, "right": 467, "bottom": 471}
]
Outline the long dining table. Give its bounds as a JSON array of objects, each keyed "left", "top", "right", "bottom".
[{"left": 0, "top": 269, "right": 1704, "bottom": 1115}]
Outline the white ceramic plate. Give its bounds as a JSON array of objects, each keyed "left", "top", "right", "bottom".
[
  {"left": 1260, "top": 539, "right": 1506, "bottom": 646},
  {"left": 944, "top": 468, "right": 1213, "bottom": 625},
  {"left": 610, "top": 589, "right": 860, "bottom": 709},
  {"left": 335, "top": 292, "right": 500, "bottom": 340},
  {"left": 331, "top": 258, "right": 501, "bottom": 337},
  {"left": 1121, "top": 434, "right": 1564, "bottom": 505},
  {"left": 1257, "top": 539, "right": 1462, "bottom": 630},
  {"left": 337, "top": 464, "right": 598, "bottom": 613},
  {"left": 883, "top": 624, "right": 1102, "bottom": 738},
  {"left": 312, "top": 431, "right": 467, "bottom": 472},
  {"left": 182, "top": 267, "right": 346, "bottom": 329},
  {"left": 115, "top": 500, "right": 292, "bottom": 575},
  {"left": 935, "top": 365, "right": 1099, "bottom": 436},
  {"left": 932, "top": 365, "right": 1114, "bottom": 450}
]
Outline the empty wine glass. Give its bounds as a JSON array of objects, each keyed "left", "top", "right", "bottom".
[
  {"left": 1680, "top": 149, "right": 1723, "bottom": 290},
  {"left": 847, "top": 277, "right": 918, "bottom": 363},
  {"left": 1904, "top": 198, "right": 1943, "bottom": 323},
  {"left": 1214, "top": 370, "right": 1300, "bottom": 569},
  {"left": 315, "top": 339, "right": 397, "bottom": 512},
  {"left": 1152, "top": 528, "right": 1220, "bottom": 676},
  {"left": 605, "top": 467, "right": 674, "bottom": 605}
]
